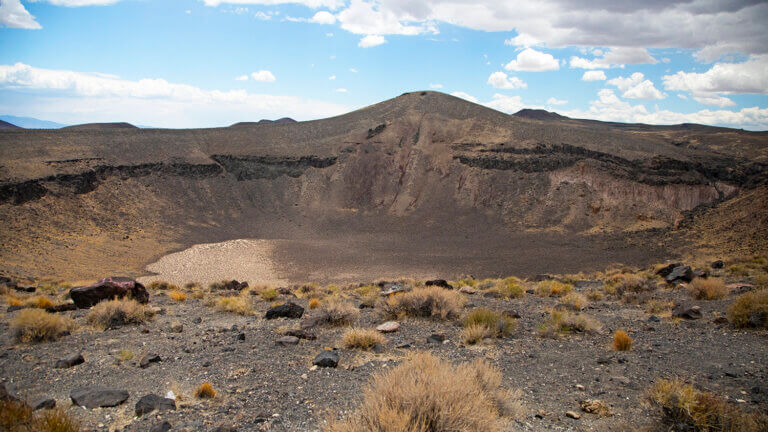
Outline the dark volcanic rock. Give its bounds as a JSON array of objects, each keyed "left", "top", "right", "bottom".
[
  {"left": 425, "top": 279, "right": 453, "bottom": 289},
  {"left": 665, "top": 265, "right": 695, "bottom": 283},
  {"left": 13, "top": 284, "right": 36, "bottom": 293},
  {"left": 275, "top": 336, "right": 299, "bottom": 346},
  {"left": 427, "top": 333, "right": 446, "bottom": 344},
  {"left": 711, "top": 260, "right": 725, "bottom": 269},
  {"left": 265, "top": 302, "right": 304, "bottom": 319},
  {"left": 285, "top": 329, "right": 316, "bottom": 340},
  {"left": 150, "top": 421, "right": 172, "bottom": 432},
  {"left": 46, "top": 302, "right": 77, "bottom": 313},
  {"left": 139, "top": 353, "right": 161, "bottom": 368},
  {"left": 135, "top": 394, "right": 176, "bottom": 416},
  {"left": 656, "top": 263, "right": 682, "bottom": 278},
  {"left": 673, "top": 304, "right": 702, "bottom": 320},
  {"left": 55, "top": 353, "right": 84, "bottom": 368},
  {"left": 32, "top": 397, "right": 56, "bottom": 410},
  {"left": 70, "top": 387, "right": 129, "bottom": 408},
  {"left": 313, "top": 350, "right": 339, "bottom": 368},
  {"left": 70, "top": 276, "right": 149, "bottom": 308}
]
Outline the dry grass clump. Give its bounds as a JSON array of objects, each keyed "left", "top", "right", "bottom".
[
  {"left": 0, "top": 399, "right": 80, "bottom": 432},
  {"left": 688, "top": 278, "right": 728, "bottom": 300},
  {"left": 648, "top": 378, "right": 768, "bottom": 431},
  {"left": 4, "top": 294, "right": 23, "bottom": 306},
  {"left": 183, "top": 282, "right": 201, "bottom": 290},
  {"left": 324, "top": 352, "right": 523, "bottom": 432},
  {"left": 492, "top": 277, "right": 524, "bottom": 299},
  {"left": 149, "top": 280, "right": 178, "bottom": 290},
  {"left": 23, "top": 295, "right": 55, "bottom": 309},
  {"left": 168, "top": 290, "right": 187, "bottom": 302},
  {"left": 728, "top": 289, "right": 768, "bottom": 329},
  {"left": 10, "top": 309, "right": 76, "bottom": 343},
  {"left": 86, "top": 298, "right": 154, "bottom": 329},
  {"left": 462, "top": 308, "right": 516, "bottom": 345},
  {"left": 727, "top": 264, "right": 749, "bottom": 276},
  {"left": 534, "top": 280, "right": 572, "bottom": 297},
  {"left": 586, "top": 289, "right": 603, "bottom": 301},
  {"left": 645, "top": 299, "right": 674, "bottom": 315},
  {"left": 380, "top": 286, "right": 465, "bottom": 320},
  {"left": 612, "top": 330, "right": 633, "bottom": 351},
  {"left": 615, "top": 274, "right": 657, "bottom": 304},
  {"left": 309, "top": 298, "right": 321, "bottom": 309},
  {"left": 559, "top": 292, "right": 588, "bottom": 311},
  {"left": 259, "top": 287, "right": 278, "bottom": 301},
  {"left": 212, "top": 295, "right": 254, "bottom": 315},
  {"left": 538, "top": 310, "right": 602, "bottom": 338},
  {"left": 342, "top": 328, "right": 386, "bottom": 350},
  {"left": 317, "top": 298, "right": 360, "bottom": 326},
  {"left": 194, "top": 382, "right": 216, "bottom": 399}
]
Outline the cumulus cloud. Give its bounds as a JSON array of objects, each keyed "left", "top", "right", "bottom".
[
  {"left": 570, "top": 47, "right": 657, "bottom": 69},
  {"left": 41, "top": 0, "right": 121, "bottom": 5},
  {"left": 546, "top": 97, "right": 567, "bottom": 105},
  {"left": 504, "top": 48, "right": 559, "bottom": 72},
  {"left": 310, "top": 10, "right": 336, "bottom": 24},
  {"left": 335, "top": 87, "right": 347, "bottom": 92},
  {"left": 429, "top": 83, "right": 443, "bottom": 89},
  {"left": 203, "top": 0, "right": 345, "bottom": 9},
  {"left": 582, "top": 70, "right": 606, "bottom": 81},
  {"left": 328, "top": 75, "right": 336, "bottom": 80},
  {"left": 483, "top": 94, "right": 526, "bottom": 113},
  {"left": 0, "top": 0, "right": 41, "bottom": 29},
  {"left": 487, "top": 71, "right": 526, "bottom": 89},
  {"left": 338, "top": 0, "right": 436, "bottom": 36},
  {"left": 450, "top": 91, "right": 478, "bottom": 103},
  {"left": 235, "top": 75, "right": 249, "bottom": 81},
  {"left": 250, "top": 70, "right": 276, "bottom": 82},
  {"left": 358, "top": 34, "right": 386, "bottom": 47},
  {"left": 0, "top": 62, "right": 348, "bottom": 127},
  {"left": 607, "top": 72, "right": 665, "bottom": 99},
  {"left": 661, "top": 56, "right": 767, "bottom": 107}
]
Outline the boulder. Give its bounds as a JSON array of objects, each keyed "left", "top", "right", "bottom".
[
  {"left": 458, "top": 286, "right": 476, "bottom": 294},
  {"left": 656, "top": 263, "right": 682, "bottom": 278},
  {"left": 213, "top": 280, "right": 248, "bottom": 291},
  {"left": 711, "top": 260, "right": 725, "bottom": 269},
  {"left": 139, "top": 353, "right": 161, "bottom": 369},
  {"left": 727, "top": 283, "right": 754, "bottom": 294},
  {"left": 275, "top": 336, "right": 300, "bottom": 346},
  {"left": 379, "top": 283, "right": 406, "bottom": 296},
  {"left": 70, "top": 387, "right": 129, "bottom": 409},
  {"left": 70, "top": 277, "right": 149, "bottom": 309},
  {"left": 150, "top": 421, "right": 172, "bottom": 432},
  {"left": 55, "top": 353, "right": 84, "bottom": 368},
  {"left": 665, "top": 265, "right": 695, "bottom": 283},
  {"left": 135, "top": 394, "right": 176, "bottom": 416},
  {"left": 376, "top": 321, "right": 400, "bottom": 333},
  {"left": 13, "top": 284, "right": 36, "bottom": 293},
  {"left": 313, "top": 350, "right": 339, "bottom": 368},
  {"left": 425, "top": 279, "right": 453, "bottom": 289},
  {"left": 672, "top": 304, "right": 702, "bottom": 320},
  {"left": 46, "top": 303, "right": 77, "bottom": 313},
  {"left": 427, "top": 333, "right": 446, "bottom": 344},
  {"left": 265, "top": 302, "right": 304, "bottom": 319},
  {"left": 32, "top": 398, "right": 56, "bottom": 410}
]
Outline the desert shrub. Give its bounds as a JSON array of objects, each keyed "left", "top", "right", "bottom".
[
  {"left": 342, "top": 328, "right": 386, "bottom": 350},
  {"left": 615, "top": 274, "right": 657, "bottom": 304},
  {"left": 538, "top": 310, "right": 602, "bottom": 338},
  {"left": 212, "top": 295, "right": 254, "bottom": 315},
  {"left": 10, "top": 309, "right": 75, "bottom": 343},
  {"left": 586, "top": 289, "right": 603, "bottom": 301},
  {"left": 37, "top": 280, "right": 71, "bottom": 295},
  {"left": 115, "top": 348, "right": 133, "bottom": 362},
  {"left": 4, "top": 294, "right": 23, "bottom": 306},
  {"left": 492, "top": 277, "right": 524, "bottom": 299},
  {"left": 317, "top": 298, "right": 360, "bottom": 326},
  {"left": 0, "top": 399, "right": 80, "bottom": 432},
  {"left": 560, "top": 292, "right": 587, "bottom": 311},
  {"left": 688, "top": 278, "right": 727, "bottom": 300},
  {"left": 727, "top": 264, "right": 749, "bottom": 276},
  {"left": 168, "top": 290, "right": 187, "bottom": 302},
  {"left": 462, "top": 308, "right": 516, "bottom": 338},
  {"left": 728, "top": 289, "right": 768, "bottom": 329},
  {"left": 324, "top": 352, "right": 523, "bottom": 432},
  {"left": 380, "top": 286, "right": 465, "bottom": 320},
  {"left": 23, "top": 296, "right": 55, "bottom": 309},
  {"left": 184, "top": 282, "right": 201, "bottom": 290},
  {"left": 194, "top": 382, "right": 216, "bottom": 399},
  {"left": 455, "top": 277, "right": 478, "bottom": 288},
  {"left": 755, "top": 274, "right": 768, "bottom": 290},
  {"left": 309, "top": 298, "right": 321, "bottom": 309},
  {"left": 648, "top": 378, "right": 768, "bottom": 431},
  {"left": 87, "top": 298, "right": 154, "bottom": 329},
  {"left": 534, "top": 280, "right": 572, "bottom": 297},
  {"left": 259, "top": 287, "right": 279, "bottom": 301},
  {"left": 645, "top": 299, "right": 673, "bottom": 314},
  {"left": 612, "top": 330, "right": 633, "bottom": 351},
  {"left": 149, "top": 280, "right": 178, "bottom": 290},
  {"left": 461, "top": 324, "right": 493, "bottom": 345}
]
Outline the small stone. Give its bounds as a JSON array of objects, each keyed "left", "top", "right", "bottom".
[
  {"left": 713, "top": 316, "right": 729, "bottom": 325},
  {"left": 70, "top": 387, "right": 129, "bottom": 409},
  {"left": 265, "top": 302, "right": 304, "bottom": 319},
  {"left": 32, "top": 398, "right": 56, "bottom": 410},
  {"left": 55, "top": 353, "right": 84, "bottom": 369},
  {"left": 192, "top": 317, "right": 202, "bottom": 324},
  {"left": 376, "top": 321, "right": 400, "bottom": 333},
  {"left": 566, "top": 411, "right": 581, "bottom": 419},
  {"left": 285, "top": 329, "right": 316, "bottom": 340},
  {"left": 672, "top": 304, "right": 702, "bottom": 320},
  {"left": 313, "top": 350, "right": 339, "bottom": 368},
  {"left": 169, "top": 321, "right": 183, "bottom": 333},
  {"left": 427, "top": 334, "right": 445, "bottom": 344},
  {"left": 150, "top": 421, "right": 172, "bottom": 432},
  {"left": 135, "top": 394, "right": 176, "bottom": 416},
  {"left": 235, "top": 332, "right": 245, "bottom": 341},
  {"left": 575, "top": 384, "right": 585, "bottom": 391},
  {"left": 276, "top": 336, "right": 300, "bottom": 346},
  {"left": 139, "top": 353, "right": 161, "bottom": 369},
  {"left": 425, "top": 279, "right": 453, "bottom": 289},
  {"left": 458, "top": 286, "right": 476, "bottom": 294},
  {"left": 648, "top": 315, "right": 661, "bottom": 322}
]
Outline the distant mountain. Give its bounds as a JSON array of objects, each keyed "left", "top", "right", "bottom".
[
  {"left": 61, "top": 122, "right": 138, "bottom": 131},
  {"left": 0, "top": 120, "right": 22, "bottom": 129},
  {"left": 513, "top": 109, "right": 567, "bottom": 121},
  {"left": 0, "top": 115, "right": 66, "bottom": 129},
  {"left": 229, "top": 117, "right": 297, "bottom": 127}
]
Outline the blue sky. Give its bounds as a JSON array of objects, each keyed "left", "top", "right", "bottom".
[{"left": 1, "top": 0, "right": 767, "bottom": 129}]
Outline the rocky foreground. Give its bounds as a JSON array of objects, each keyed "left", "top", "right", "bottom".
[{"left": 1, "top": 257, "right": 767, "bottom": 432}]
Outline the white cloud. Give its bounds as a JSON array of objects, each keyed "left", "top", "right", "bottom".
[
  {"left": 358, "top": 34, "right": 386, "bottom": 48},
  {"left": 338, "top": 0, "right": 436, "bottom": 36},
  {"left": 43, "top": 0, "right": 121, "bottom": 5},
  {"left": 450, "top": 91, "right": 478, "bottom": 103},
  {"left": 310, "top": 10, "right": 336, "bottom": 24},
  {"left": 546, "top": 97, "right": 567, "bottom": 105},
  {"left": 203, "top": 0, "right": 345, "bottom": 9},
  {"left": 0, "top": 62, "right": 348, "bottom": 127},
  {"left": 250, "top": 70, "right": 276, "bottom": 82},
  {"left": 562, "top": 88, "right": 768, "bottom": 130},
  {"left": 487, "top": 71, "right": 526, "bottom": 89},
  {"left": 349, "top": 68, "right": 358, "bottom": 73},
  {"left": 326, "top": 32, "right": 333, "bottom": 37},
  {"left": 235, "top": 75, "right": 249, "bottom": 81},
  {"left": 662, "top": 56, "right": 768, "bottom": 106},
  {"left": 328, "top": 75, "right": 336, "bottom": 80},
  {"left": 570, "top": 47, "right": 657, "bottom": 69},
  {"left": 482, "top": 94, "right": 527, "bottom": 113},
  {"left": 608, "top": 72, "right": 665, "bottom": 99},
  {"left": 429, "top": 83, "right": 443, "bottom": 89},
  {"left": 0, "top": 0, "right": 41, "bottom": 29},
  {"left": 691, "top": 94, "right": 735, "bottom": 107},
  {"left": 335, "top": 87, "right": 347, "bottom": 92},
  {"left": 582, "top": 70, "right": 606, "bottom": 81},
  {"left": 254, "top": 11, "right": 271, "bottom": 20},
  {"left": 504, "top": 48, "right": 559, "bottom": 72}
]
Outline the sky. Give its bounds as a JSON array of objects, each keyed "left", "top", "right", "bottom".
[{"left": 0, "top": 0, "right": 767, "bottom": 129}]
